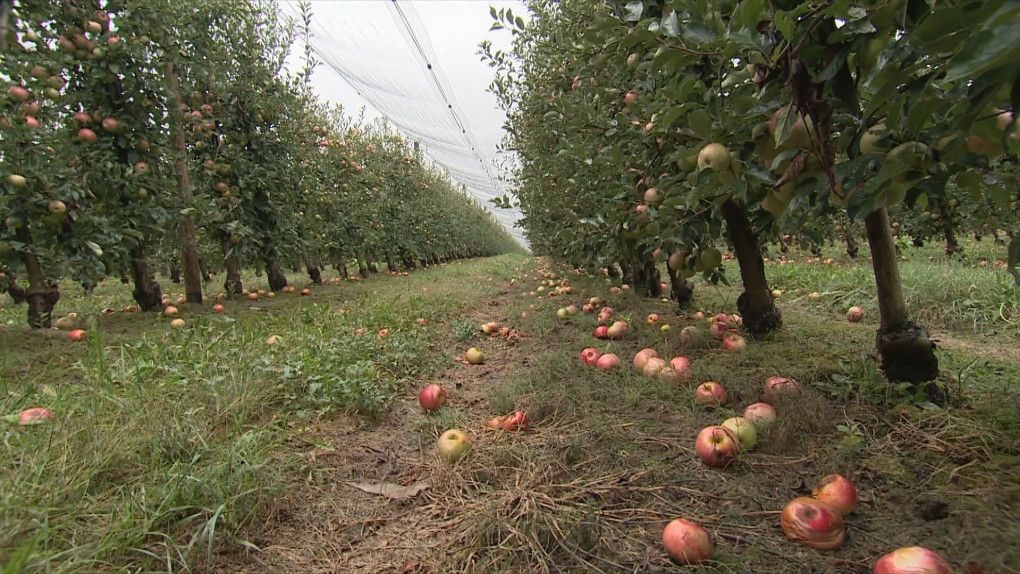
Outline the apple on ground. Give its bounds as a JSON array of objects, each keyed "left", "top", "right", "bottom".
[
  {"left": 780, "top": 497, "right": 846, "bottom": 550},
  {"left": 695, "top": 425, "right": 741, "bottom": 467},
  {"left": 764, "top": 376, "right": 799, "bottom": 400},
  {"left": 265, "top": 335, "right": 280, "bottom": 345},
  {"left": 872, "top": 547, "right": 952, "bottom": 574},
  {"left": 657, "top": 367, "right": 686, "bottom": 385},
  {"left": 68, "top": 329, "right": 87, "bottom": 342},
  {"left": 164, "top": 305, "right": 179, "bottom": 316},
  {"left": 377, "top": 329, "right": 390, "bottom": 338},
  {"left": 743, "top": 402, "right": 777, "bottom": 427},
  {"left": 247, "top": 292, "right": 259, "bottom": 301},
  {"left": 419, "top": 384, "right": 447, "bottom": 413},
  {"left": 354, "top": 328, "right": 366, "bottom": 335},
  {"left": 18, "top": 407, "right": 53, "bottom": 425},
  {"left": 642, "top": 357, "right": 668, "bottom": 378},
  {"left": 169, "top": 318, "right": 186, "bottom": 329},
  {"left": 722, "top": 334, "right": 747, "bottom": 351},
  {"left": 812, "top": 474, "right": 857, "bottom": 516},
  {"left": 646, "top": 313, "right": 661, "bottom": 324},
  {"left": 437, "top": 429, "right": 471, "bottom": 463},
  {"left": 580, "top": 347, "right": 602, "bottom": 366},
  {"left": 846, "top": 306, "right": 865, "bottom": 322},
  {"left": 662, "top": 518, "right": 714, "bottom": 565},
  {"left": 633, "top": 348, "right": 660, "bottom": 372},
  {"left": 694, "top": 381, "right": 727, "bottom": 406},
  {"left": 480, "top": 322, "right": 499, "bottom": 335},
  {"left": 596, "top": 353, "right": 620, "bottom": 370},
  {"left": 301, "top": 288, "right": 312, "bottom": 296},
  {"left": 607, "top": 320, "right": 628, "bottom": 339},
  {"left": 721, "top": 416, "right": 758, "bottom": 450},
  {"left": 465, "top": 347, "right": 486, "bottom": 365},
  {"left": 556, "top": 307, "right": 570, "bottom": 319},
  {"left": 593, "top": 325, "right": 609, "bottom": 339},
  {"left": 500, "top": 411, "right": 530, "bottom": 431},
  {"left": 212, "top": 304, "right": 225, "bottom": 313},
  {"left": 416, "top": 318, "right": 427, "bottom": 325},
  {"left": 678, "top": 326, "right": 702, "bottom": 345}
]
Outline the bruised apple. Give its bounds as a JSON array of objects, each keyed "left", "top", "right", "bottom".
[
  {"left": 580, "top": 347, "right": 602, "bottom": 366},
  {"left": 780, "top": 497, "right": 846, "bottom": 550},
  {"left": 633, "top": 348, "right": 660, "bottom": 372},
  {"left": 662, "top": 518, "right": 714, "bottom": 565},
  {"left": 642, "top": 357, "right": 668, "bottom": 378},
  {"left": 812, "top": 474, "right": 857, "bottom": 516},
  {"left": 19, "top": 407, "right": 53, "bottom": 425},
  {"left": 743, "top": 402, "right": 777, "bottom": 427},
  {"left": 872, "top": 546, "right": 952, "bottom": 574}
]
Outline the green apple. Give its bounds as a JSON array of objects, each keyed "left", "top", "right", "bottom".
[{"left": 437, "top": 429, "right": 471, "bottom": 463}]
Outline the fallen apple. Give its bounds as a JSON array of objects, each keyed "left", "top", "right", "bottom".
[
  {"left": 593, "top": 325, "right": 609, "bottom": 339},
  {"left": 743, "top": 402, "right": 777, "bottom": 427},
  {"left": 657, "top": 367, "right": 686, "bottom": 385},
  {"left": 501, "top": 411, "right": 530, "bottom": 432},
  {"left": 419, "top": 384, "right": 448, "bottom": 413},
  {"left": 437, "top": 429, "right": 471, "bottom": 463},
  {"left": 872, "top": 546, "right": 952, "bottom": 574},
  {"left": 695, "top": 425, "right": 741, "bottom": 467},
  {"left": 580, "top": 347, "right": 602, "bottom": 366},
  {"left": 694, "top": 381, "right": 727, "bottom": 407},
  {"left": 265, "top": 334, "right": 279, "bottom": 345},
  {"left": 68, "top": 329, "right": 87, "bottom": 342},
  {"left": 163, "top": 305, "right": 179, "bottom": 316},
  {"left": 764, "top": 376, "right": 799, "bottom": 400},
  {"left": 662, "top": 518, "right": 714, "bottom": 565},
  {"left": 642, "top": 357, "right": 668, "bottom": 378},
  {"left": 647, "top": 313, "right": 661, "bottom": 324},
  {"left": 465, "top": 347, "right": 486, "bottom": 365},
  {"left": 633, "top": 348, "right": 660, "bottom": 372},
  {"left": 780, "top": 497, "right": 846, "bottom": 550},
  {"left": 721, "top": 416, "right": 758, "bottom": 450},
  {"left": 596, "top": 353, "right": 620, "bottom": 370},
  {"left": 846, "top": 305, "right": 865, "bottom": 322},
  {"left": 169, "top": 318, "right": 186, "bottom": 329},
  {"left": 722, "top": 334, "right": 747, "bottom": 351},
  {"left": 212, "top": 304, "right": 225, "bottom": 313},
  {"left": 812, "top": 473, "right": 857, "bottom": 516},
  {"left": 19, "top": 407, "right": 53, "bottom": 425}
]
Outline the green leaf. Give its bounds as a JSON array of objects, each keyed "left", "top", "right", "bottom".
[
  {"left": 943, "top": 3, "right": 1020, "bottom": 82},
  {"left": 773, "top": 103, "right": 796, "bottom": 148},
  {"left": 687, "top": 109, "right": 713, "bottom": 138},
  {"left": 624, "top": 1, "right": 644, "bottom": 22},
  {"left": 662, "top": 12, "right": 681, "bottom": 37}
]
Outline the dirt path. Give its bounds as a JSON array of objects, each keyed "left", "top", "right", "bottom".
[{"left": 214, "top": 288, "right": 538, "bottom": 573}]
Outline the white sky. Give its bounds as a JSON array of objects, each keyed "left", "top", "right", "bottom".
[{"left": 279, "top": 0, "right": 529, "bottom": 247}]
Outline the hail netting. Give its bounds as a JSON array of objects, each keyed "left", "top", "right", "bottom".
[{"left": 279, "top": 0, "right": 526, "bottom": 247}]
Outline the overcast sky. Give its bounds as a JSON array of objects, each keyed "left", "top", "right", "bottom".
[{"left": 279, "top": 0, "right": 529, "bottom": 246}]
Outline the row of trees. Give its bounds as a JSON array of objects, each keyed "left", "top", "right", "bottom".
[
  {"left": 0, "top": 0, "right": 520, "bottom": 328},
  {"left": 485, "top": 0, "right": 1020, "bottom": 399}
]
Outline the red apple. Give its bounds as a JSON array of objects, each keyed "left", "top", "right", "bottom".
[
  {"left": 846, "top": 305, "right": 865, "bottom": 322},
  {"left": 646, "top": 313, "right": 661, "bottom": 324},
  {"left": 743, "top": 402, "right": 777, "bottom": 427},
  {"left": 607, "top": 320, "right": 628, "bottom": 339},
  {"left": 764, "top": 376, "right": 799, "bottom": 400},
  {"left": 668, "top": 356, "right": 691, "bottom": 373},
  {"left": 8, "top": 85, "right": 29, "bottom": 102},
  {"left": 722, "top": 334, "right": 746, "bottom": 350},
  {"left": 596, "top": 353, "right": 620, "bottom": 370},
  {"left": 212, "top": 304, "right": 225, "bottom": 313},
  {"left": 378, "top": 329, "right": 390, "bottom": 338},
  {"left": 593, "top": 325, "right": 609, "bottom": 339},
  {"left": 633, "top": 348, "right": 660, "bottom": 372},
  {"left": 695, "top": 425, "right": 741, "bottom": 467},
  {"left": 580, "top": 347, "right": 602, "bottom": 366},
  {"left": 709, "top": 320, "right": 731, "bottom": 339},
  {"left": 67, "top": 328, "right": 87, "bottom": 342},
  {"left": 101, "top": 116, "right": 119, "bottom": 133},
  {"left": 163, "top": 305, "right": 179, "bottom": 316},
  {"left": 662, "top": 518, "right": 714, "bottom": 565},
  {"left": 691, "top": 311, "right": 705, "bottom": 320},
  {"left": 416, "top": 317, "right": 427, "bottom": 325},
  {"left": 872, "top": 546, "right": 952, "bottom": 574},
  {"left": 247, "top": 292, "right": 259, "bottom": 301},
  {"left": 501, "top": 411, "right": 530, "bottom": 431},
  {"left": 301, "top": 288, "right": 311, "bottom": 296},
  {"left": 418, "top": 384, "right": 447, "bottom": 412},
  {"left": 694, "top": 381, "right": 727, "bottom": 406},
  {"left": 582, "top": 304, "right": 594, "bottom": 313},
  {"left": 657, "top": 366, "right": 686, "bottom": 385},
  {"left": 354, "top": 328, "right": 366, "bottom": 336},
  {"left": 19, "top": 407, "right": 53, "bottom": 425},
  {"left": 780, "top": 497, "right": 846, "bottom": 550},
  {"left": 812, "top": 474, "right": 857, "bottom": 516}
]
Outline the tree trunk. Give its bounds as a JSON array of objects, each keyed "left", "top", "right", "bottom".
[
  {"left": 386, "top": 253, "right": 397, "bottom": 272},
  {"left": 864, "top": 208, "right": 940, "bottom": 397},
  {"left": 199, "top": 259, "right": 212, "bottom": 283},
  {"left": 666, "top": 265, "right": 695, "bottom": 309},
  {"left": 168, "top": 62, "right": 203, "bottom": 305},
  {"left": 845, "top": 232, "right": 859, "bottom": 258},
  {"left": 302, "top": 249, "right": 322, "bottom": 285},
  {"left": 935, "top": 198, "right": 961, "bottom": 255},
  {"left": 721, "top": 199, "right": 782, "bottom": 334},
  {"left": 222, "top": 236, "right": 243, "bottom": 296},
  {"left": 170, "top": 267, "right": 181, "bottom": 283},
  {"left": 266, "top": 257, "right": 288, "bottom": 293},
  {"left": 3, "top": 271, "right": 27, "bottom": 304},
  {"left": 643, "top": 260, "right": 662, "bottom": 298},
  {"left": 81, "top": 281, "right": 96, "bottom": 296},
  {"left": 129, "top": 244, "right": 163, "bottom": 311},
  {"left": 15, "top": 226, "right": 59, "bottom": 328}
]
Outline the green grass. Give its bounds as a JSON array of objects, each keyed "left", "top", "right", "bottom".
[{"left": 0, "top": 255, "right": 527, "bottom": 572}]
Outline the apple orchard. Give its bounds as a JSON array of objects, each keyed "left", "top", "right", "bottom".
[
  {"left": 0, "top": 0, "right": 519, "bottom": 328},
  {"left": 484, "top": 0, "right": 1019, "bottom": 398}
]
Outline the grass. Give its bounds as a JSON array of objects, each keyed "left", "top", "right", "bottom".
[
  {"left": 1, "top": 240, "right": 1018, "bottom": 572},
  {"left": 0, "top": 256, "right": 522, "bottom": 572}
]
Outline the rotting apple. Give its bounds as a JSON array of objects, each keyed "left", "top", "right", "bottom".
[
  {"left": 846, "top": 306, "right": 865, "bottom": 322},
  {"left": 642, "top": 357, "right": 668, "bottom": 378},
  {"left": 633, "top": 348, "right": 660, "bottom": 372},
  {"left": 18, "top": 407, "right": 53, "bottom": 425},
  {"left": 580, "top": 347, "right": 602, "bottom": 366},
  {"left": 722, "top": 334, "right": 747, "bottom": 351},
  {"left": 764, "top": 376, "right": 799, "bottom": 400},
  {"left": 743, "top": 402, "right": 777, "bottom": 427},
  {"left": 872, "top": 546, "right": 952, "bottom": 574},
  {"left": 780, "top": 497, "right": 846, "bottom": 551},
  {"left": 695, "top": 425, "right": 741, "bottom": 467}
]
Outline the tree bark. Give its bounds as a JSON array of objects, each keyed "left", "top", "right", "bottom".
[
  {"left": 864, "top": 207, "right": 940, "bottom": 395},
  {"left": 170, "top": 267, "right": 181, "bottom": 283},
  {"left": 129, "top": 244, "right": 163, "bottom": 311},
  {"left": 845, "top": 232, "right": 859, "bottom": 258},
  {"left": 386, "top": 253, "right": 397, "bottom": 272},
  {"left": 666, "top": 265, "right": 695, "bottom": 309},
  {"left": 199, "top": 259, "right": 212, "bottom": 283},
  {"left": 168, "top": 62, "right": 203, "bottom": 304},
  {"left": 3, "top": 271, "right": 27, "bottom": 304},
  {"left": 222, "top": 236, "right": 243, "bottom": 296},
  {"left": 721, "top": 199, "right": 781, "bottom": 334},
  {"left": 266, "top": 257, "right": 288, "bottom": 293},
  {"left": 15, "top": 226, "right": 59, "bottom": 328},
  {"left": 935, "top": 197, "right": 961, "bottom": 255},
  {"left": 303, "top": 248, "right": 322, "bottom": 284}
]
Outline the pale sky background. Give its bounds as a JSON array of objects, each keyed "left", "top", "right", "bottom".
[{"left": 278, "top": 0, "right": 529, "bottom": 247}]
